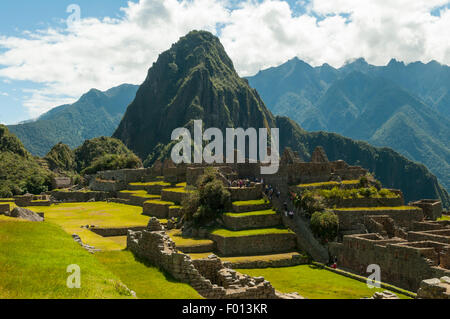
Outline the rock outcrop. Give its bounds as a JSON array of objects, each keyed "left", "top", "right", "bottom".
[{"left": 7, "top": 207, "right": 44, "bottom": 222}]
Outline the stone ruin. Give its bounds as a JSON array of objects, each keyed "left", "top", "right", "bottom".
[
  {"left": 417, "top": 276, "right": 450, "bottom": 299},
  {"left": 127, "top": 218, "right": 303, "bottom": 299},
  {"left": 310, "top": 146, "right": 329, "bottom": 163}
]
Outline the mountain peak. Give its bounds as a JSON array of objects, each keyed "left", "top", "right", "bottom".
[
  {"left": 387, "top": 58, "right": 405, "bottom": 67},
  {"left": 114, "top": 30, "right": 275, "bottom": 159}
]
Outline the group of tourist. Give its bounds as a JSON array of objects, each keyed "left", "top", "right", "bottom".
[{"left": 230, "top": 179, "right": 253, "bottom": 188}]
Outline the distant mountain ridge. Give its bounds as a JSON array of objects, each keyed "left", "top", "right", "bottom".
[
  {"left": 8, "top": 84, "right": 139, "bottom": 156},
  {"left": 112, "top": 30, "right": 449, "bottom": 207},
  {"left": 247, "top": 57, "right": 450, "bottom": 192}
]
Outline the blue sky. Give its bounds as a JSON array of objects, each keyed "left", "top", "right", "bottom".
[
  {"left": 0, "top": 0, "right": 449, "bottom": 125},
  {"left": 0, "top": 0, "right": 129, "bottom": 124}
]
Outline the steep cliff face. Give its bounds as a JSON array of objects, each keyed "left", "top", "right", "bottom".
[
  {"left": 113, "top": 30, "right": 449, "bottom": 207},
  {"left": 113, "top": 30, "right": 275, "bottom": 159}
]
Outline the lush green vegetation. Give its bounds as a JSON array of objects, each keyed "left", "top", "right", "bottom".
[
  {"left": 26, "top": 202, "right": 149, "bottom": 250},
  {"left": 310, "top": 210, "right": 339, "bottom": 243},
  {"left": 74, "top": 136, "right": 142, "bottom": 173},
  {"left": 183, "top": 168, "right": 230, "bottom": 225},
  {"left": 81, "top": 153, "right": 142, "bottom": 175},
  {"left": 0, "top": 125, "right": 52, "bottom": 197},
  {"left": 248, "top": 57, "right": 450, "bottom": 196},
  {"left": 45, "top": 142, "right": 77, "bottom": 172},
  {"left": 95, "top": 251, "right": 201, "bottom": 299},
  {"left": 8, "top": 84, "right": 138, "bottom": 156},
  {"left": 210, "top": 227, "right": 293, "bottom": 237},
  {"left": 237, "top": 265, "right": 411, "bottom": 299},
  {"left": 0, "top": 217, "right": 132, "bottom": 299}
]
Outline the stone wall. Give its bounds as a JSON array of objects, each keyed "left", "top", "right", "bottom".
[
  {"left": 232, "top": 202, "right": 272, "bottom": 213},
  {"left": 228, "top": 185, "right": 263, "bottom": 201},
  {"left": 335, "top": 207, "right": 424, "bottom": 231},
  {"left": 209, "top": 232, "right": 297, "bottom": 257},
  {"left": 95, "top": 168, "right": 149, "bottom": 184},
  {"left": 222, "top": 213, "right": 281, "bottom": 231},
  {"left": 90, "top": 226, "right": 146, "bottom": 237},
  {"left": 161, "top": 190, "right": 189, "bottom": 204},
  {"left": 50, "top": 190, "right": 110, "bottom": 202},
  {"left": 0, "top": 204, "right": 10, "bottom": 214},
  {"left": 410, "top": 200, "right": 443, "bottom": 220},
  {"left": 408, "top": 229, "right": 450, "bottom": 245},
  {"left": 143, "top": 201, "right": 173, "bottom": 219},
  {"left": 337, "top": 233, "right": 450, "bottom": 291},
  {"left": 334, "top": 197, "right": 404, "bottom": 208},
  {"left": 89, "top": 178, "right": 125, "bottom": 192},
  {"left": 52, "top": 177, "right": 72, "bottom": 189},
  {"left": 417, "top": 277, "right": 450, "bottom": 299},
  {"left": 127, "top": 218, "right": 302, "bottom": 299}
]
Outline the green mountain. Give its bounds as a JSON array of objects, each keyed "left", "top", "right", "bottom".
[
  {"left": 43, "top": 137, "right": 142, "bottom": 176},
  {"left": 113, "top": 30, "right": 449, "bottom": 207},
  {"left": 113, "top": 30, "right": 275, "bottom": 159},
  {"left": 8, "top": 84, "right": 139, "bottom": 157},
  {"left": 0, "top": 125, "right": 52, "bottom": 197},
  {"left": 247, "top": 58, "right": 450, "bottom": 192}
]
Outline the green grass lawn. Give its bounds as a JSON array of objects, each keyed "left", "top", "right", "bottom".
[
  {"left": 95, "top": 251, "right": 201, "bottom": 299},
  {"left": 25, "top": 202, "right": 150, "bottom": 251},
  {"left": 224, "top": 209, "right": 277, "bottom": 217},
  {"left": 0, "top": 217, "right": 133, "bottom": 299},
  {"left": 237, "top": 265, "right": 411, "bottom": 299},
  {"left": 210, "top": 227, "right": 293, "bottom": 237},
  {"left": 439, "top": 215, "right": 450, "bottom": 221}
]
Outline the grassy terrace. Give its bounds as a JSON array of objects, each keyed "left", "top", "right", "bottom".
[
  {"left": 334, "top": 206, "right": 421, "bottom": 211},
  {"left": 95, "top": 251, "right": 201, "bottom": 299},
  {"left": 297, "top": 180, "right": 359, "bottom": 188},
  {"left": 0, "top": 217, "right": 132, "bottom": 299},
  {"left": 224, "top": 209, "right": 278, "bottom": 217},
  {"left": 439, "top": 215, "right": 450, "bottom": 221},
  {"left": 238, "top": 265, "right": 411, "bottom": 299},
  {"left": 129, "top": 181, "right": 171, "bottom": 186},
  {"left": 25, "top": 202, "right": 150, "bottom": 250},
  {"left": 119, "top": 190, "right": 160, "bottom": 199},
  {"left": 210, "top": 227, "right": 293, "bottom": 237},
  {"left": 144, "top": 199, "right": 175, "bottom": 205},
  {"left": 163, "top": 188, "right": 192, "bottom": 193},
  {"left": 222, "top": 252, "right": 304, "bottom": 263},
  {"left": 233, "top": 199, "right": 268, "bottom": 206},
  {"left": 167, "top": 229, "right": 214, "bottom": 247}
]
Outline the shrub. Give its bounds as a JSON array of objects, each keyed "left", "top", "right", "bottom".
[
  {"left": 182, "top": 168, "right": 230, "bottom": 225},
  {"left": 293, "top": 191, "right": 325, "bottom": 218},
  {"left": 310, "top": 210, "right": 339, "bottom": 243},
  {"left": 81, "top": 154, "right": 142, "bottom": 175},
  {"left": 358, "top": 175, "right": 369, "bottom": 188}
]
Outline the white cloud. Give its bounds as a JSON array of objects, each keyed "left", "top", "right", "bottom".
[
  {"left": 0, "top": 0, "right": 449, "bottom": 118},
  {"left": 0, "top": 92, "right": 8, "bottom": 96}
]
